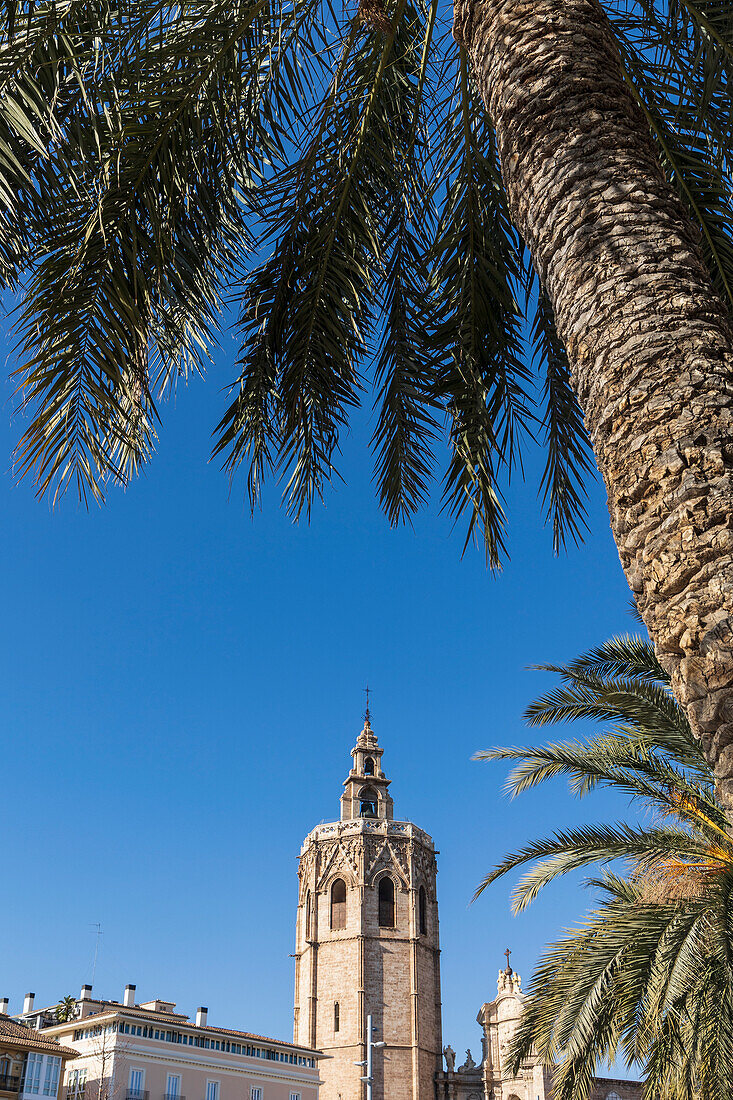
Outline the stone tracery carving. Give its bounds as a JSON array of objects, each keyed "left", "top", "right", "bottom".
[
  {"left": 414, "top": 845, "right": 437, "bottom": 878},
  {"left": 365, "top": 839, "right": 410, "bottom": 888},
  {"left": 298, "top": 849, "right": 316, "bottom": 895},
  {"left": 315, "top": 837, "right": 361, "bottom": 888}
]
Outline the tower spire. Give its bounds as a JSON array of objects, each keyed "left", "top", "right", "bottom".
[
  {"left": 357, "top": 693, "right": 378, "bottom": 749},
  {"left": 341, "top": 708, "right": 393, "bottom": 821}
]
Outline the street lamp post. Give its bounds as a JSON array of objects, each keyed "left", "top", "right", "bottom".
[{"left": 354, "top": 1014, "right": 385, "bottom": 1100}]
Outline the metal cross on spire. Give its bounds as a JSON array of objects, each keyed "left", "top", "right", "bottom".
[{"left": 364, "top": 684, "right": 371, "bottom": 723}]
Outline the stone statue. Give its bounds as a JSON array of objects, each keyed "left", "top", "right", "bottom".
[
  {"left": 443, "top": 1045, "right": 456, "bottom": 1072},
  {"left": 460, "top": 1049, "right": 476, "bottom": 1071},
  {"left": 497, "top": 968, "right": 523, "bottom": 995}
]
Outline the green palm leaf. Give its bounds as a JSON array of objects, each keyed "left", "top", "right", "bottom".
[
  {"left": 477, "top": 631, "right": 733, "bottom": 1099},
  {"left": 4, "top": 0, "right": 733, "bottom": 560}
]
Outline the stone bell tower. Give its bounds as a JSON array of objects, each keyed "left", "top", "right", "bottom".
[{"left": 293, "top": 711, "right": 442, "bottom": 1100}]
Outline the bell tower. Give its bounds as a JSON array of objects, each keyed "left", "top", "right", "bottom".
[{"left": 293, "top": 712, "right": 443, "bottom": 1100}]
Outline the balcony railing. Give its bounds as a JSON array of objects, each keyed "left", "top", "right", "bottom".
[
  {"left": 163, "top": 1092, "right": 185, "bottom": 1100},
  {"left": 126, "top": 1090, "right": 149, "bottom": 1100},
  {"left": 0, "top": 1076, "right": 21, "bottom": 1093}
]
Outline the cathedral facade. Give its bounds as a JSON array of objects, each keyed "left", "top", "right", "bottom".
[
  {"left": 294, "top": 716, "right": 644, "bottom": 1100},
  {"left": 436, "top": 965, "right": 644, "bottom": 1100}
]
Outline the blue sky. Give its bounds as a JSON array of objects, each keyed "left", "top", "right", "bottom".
[{"left": 2, "top": 329, "right": 635, "bottom": 1063}]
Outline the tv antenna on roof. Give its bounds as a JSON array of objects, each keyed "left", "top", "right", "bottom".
[{"left": 90, "top": 923, "right": 103, "bottom": 986}]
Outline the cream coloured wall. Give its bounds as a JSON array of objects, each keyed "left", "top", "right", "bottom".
[{"left": 47, "top": 1016, "right": 319, "bottom": 1100}]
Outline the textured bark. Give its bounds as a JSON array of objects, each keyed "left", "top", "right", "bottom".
[{"left": 452, "top": 0, "right": 733, "bottom": 804}]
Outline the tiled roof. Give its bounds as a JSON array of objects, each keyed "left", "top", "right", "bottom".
[
  {"left": 193, "top": 1023, "right": 322, "bottom": 1055},
  {"left": 46, "top": 1007, "right": 321, "bottom": 1057},
  {"left": 0, "top": 1016, "right": 78, "bottom": 1059}
]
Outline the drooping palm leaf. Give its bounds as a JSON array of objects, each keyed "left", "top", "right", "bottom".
[
  {"left": 3, "top": 0, "right": 733, "bottom": 558},
  {"left": 476, "top": 632, "right": 733, "bottom": 1099}
]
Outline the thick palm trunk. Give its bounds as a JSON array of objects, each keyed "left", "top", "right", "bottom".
[{"left": 453, "top": 0, "right": 733, "bottom": 804}]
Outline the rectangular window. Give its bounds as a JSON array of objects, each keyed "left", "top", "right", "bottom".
[
  {"left": 290, "top": 1093, "right": 301, "bottom": 1100},
  {"left": 42, "top": 1058, "right": 61, "bottom": 1097},
  {"left": 128, "top": 1069, "right": 145, "bottom": 1099},
  {"left": 67, "top": 1068, "right": 87, "bottom": 1099},
  {"left": 205, "top": 1082, "right": 219, "bottom": 1100},
  {"left": 250, "top": 1090, "right": 262, "bottom": 1100},
  {"left": 165, "top": 1076, "right": 180, "bottom": 1100},
  {"left": 24, "top": 1054, "right": 43, "bottom": 1095}
]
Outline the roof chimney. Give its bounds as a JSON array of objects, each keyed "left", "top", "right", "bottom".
[
  {"left": 0, "top": 998, "right": 8, "bottom": 1015},
  {"left": 124, "top": 985, "right": 136, "bottom": 1008},
  {"left": 196, "top": 1007, "right": 208, "bottom": 1028},
  {"left": 23, "top": 993, "right": 35, "bottom": 1014},
  {"left": 80, "top": 985, "right": 92, "bottom": 1001}
]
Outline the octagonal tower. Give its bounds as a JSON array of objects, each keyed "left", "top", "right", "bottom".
[{"left": 293, "top": 713, "right": 442, "bottom": 1100}]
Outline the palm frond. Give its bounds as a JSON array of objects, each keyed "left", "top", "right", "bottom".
[
  {"left": 217, "top": 2, "right": 435, "bottom": 517},
  {"left": 559, "top": 634, "right": 669, "bottom": 684},
  {"left": 370, "top": 0, "right": 442, "bottom": 525},
  {"left": 611, "top": 0, "right": 733, "bottom": 310},
  {"left": 12, "top": 0, "right": 295, "bottom": 500},
  {"left": 529, "top": 282, "right": 594, "bottom": 552},
  {"left": 474, "top": 821, "right": 713, "bottom": 910},
  {"left": 478, "top": 625, "right": 733, "bottom": 1097},
  {"left": 431, "top": 51, "right": 529, "bottom": 563}
]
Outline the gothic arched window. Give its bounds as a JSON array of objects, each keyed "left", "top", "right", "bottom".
[
  {"left": 378, "top": 877, "right": 395, "bottom": 928},
  {"left": 305, "top": 891, "right": 312, "bottom": 939},
  {"left": 419, "top": 885, "right": 427, "bottom": 934},
  {"left": 359, "top": 786, "right": 378, "bottom": 818},
  {"left": 364, "top": 756, "right": 374, "bottom": 775},
  {"left": 331, "top": 879, "right": 347, "bottom": 930}
]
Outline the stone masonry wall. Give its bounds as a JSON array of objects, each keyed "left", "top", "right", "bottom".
[{"left": 293, "top": 820, "right": 441, "bottom": 1100}]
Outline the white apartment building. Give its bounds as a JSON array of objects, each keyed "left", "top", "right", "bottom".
[{"left": 12, "top": 987, "right": 321, "bottom": 1100}]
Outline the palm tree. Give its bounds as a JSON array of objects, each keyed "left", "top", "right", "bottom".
[
  {"left": 55, "top": 995, "right": 77, "bottom": 1023},
  {"left": 3, "top": 1, "right": 733, "bottom": 798},
  {"left": 475, "top": 634, "right": 733, "bottom": 1100}
]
